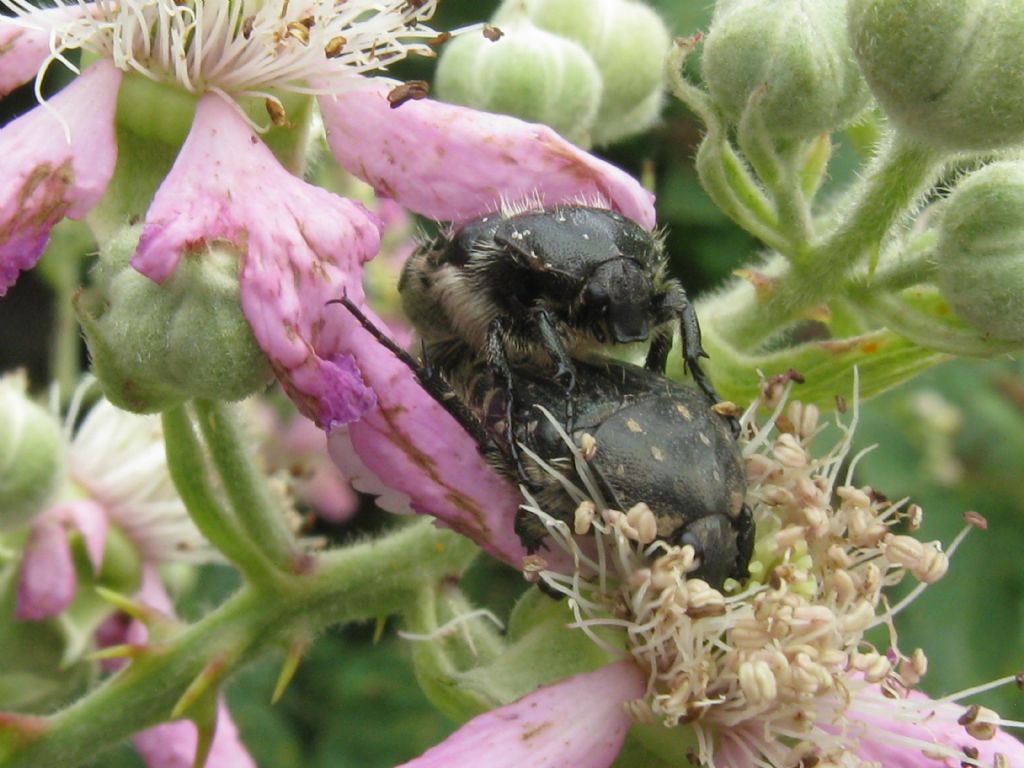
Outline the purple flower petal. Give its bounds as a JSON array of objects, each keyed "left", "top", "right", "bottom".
[
  {"left": 16, "top": 517, "right": 75, "bottom": 620},
  {"left": 132, "top": 93, "right": 382, "bottom": 427},
  {"left": 853, "top": 686, "right": 1024, "bottom": 767},
  {"left": 319, "top": 83, "right": 656, "bottom": 228},
  {"left": 0, "top": 8, "right": 84, "bottom": 97},
  {"left": 0, "top": 59, "right": 120, "bottom": 295},
  {"left": 715, "top": 681, "right": 1024, "bottom": 767},
  {"left": 326, "top": 305, "right": 533, "bottom": 566},
  {"left": 396, "top": 661, "right": 644, "bottom": 768},
  {"left": 0, "top": 18, "right": 49, "bottom": 97},
  {"left": 132, "top": 699, "right": 255, "bottom": 768},
  {"left": 58, "top": 499, "right": 109, "bottom": 571}
]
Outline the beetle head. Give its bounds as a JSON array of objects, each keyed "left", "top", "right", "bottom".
[
  {"left": 583, "top": 259, "right": 652, "bottom": 343},
  {"left": 677, "top": 514, "right": 742, "bottom": 590}
]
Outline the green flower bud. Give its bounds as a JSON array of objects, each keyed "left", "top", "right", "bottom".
[
  {"left": 436, "top": 20, "right": 602, "bottom": 146},
  {"left": 506, "top": 0, "right": 671, "bottom": 145},
  {"left": 849, "top": 0, "right": 1024, "bottom": 150},
  {"left": 934, "top": 162, "right": 1024, "bottom": 342},
  {"left": 0, "top": 373, "right": 64, "bottom": 531},
  {"left": 703, "top": 0, "right": 869, "bottom": 138},
  {"left": 77, "top": 226, "right": 273, "bottom": 413}
]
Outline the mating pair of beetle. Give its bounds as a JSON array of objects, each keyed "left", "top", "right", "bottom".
[{"left": 339, "top": 205, "right": 754, "bottom": 589}]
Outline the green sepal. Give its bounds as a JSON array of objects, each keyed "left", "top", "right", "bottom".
[
  {"left": 77, "top": 226, "right": 272, "bottom": 413},
  {"left": 614, "top": 721, "right": 700, "bottom": 768},
  {"left": 450, "top": 587, "right": 622, "bottom": 709},
  {"left": 696, "top": 321, "right": 948, "bottom": 411},
  {"left": 0, "top": 373, "right": 65, "bottom": 532},
  {"left": 406, "top": 584, "right": 505, "bottom": 722}
]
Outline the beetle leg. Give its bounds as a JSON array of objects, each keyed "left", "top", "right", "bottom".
[
  {"left": 644, "top": 331, "right": 671, "bottom": 374},
  {"left": 486, "top": 316, "right": 541, "bottom": 487},
  {"left": 329, "top": 295, "right": 498, "bottom": 457},
  {"left": 647, "top": 282, "right": 685, "bottom": 376},
  {"left": 528, "top": 306, "right": 577, "bottom": 427},
  {"left": 675, "top": 291, "right": 742, "bottom": 438},
  {"left": 514, "top": 506, "right": 548, "bottom": 554},
  {"left": 529, "top": 307, "right": 576, "bottom": 391},
  {"left": 731, "top": 504, "right": 756, "bottom": 581}
]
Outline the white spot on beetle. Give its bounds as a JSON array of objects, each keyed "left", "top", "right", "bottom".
[
  {"left": 651, "top": 446, "right": 665, "bottom": 462},
  {"left": 626, "top": 418, "right": 644, "bottom": 433},
  {"left": 676, "top": 404, "right": 692, "bottom": 421},
  {"left": 699, "top": 432, "right": 712, "bottom": 447}
]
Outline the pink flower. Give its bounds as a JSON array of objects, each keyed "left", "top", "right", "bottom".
[
  {"left": 398, "top": 387, "right": 1024, "bottom": 768},
  {"left": 97, "top": 567, "right": 256, "bottom": 768},
  {"left": 320, "top": 83, "right": 655, "bottom": 228},
  {"left": 0, "top": 59, "right": 120, "bottom": 294},
  {"left": 418, "top": 663, "right": 1024, "bottom": 768},
  {"left": 0, "top": 0, "right": 653, "bottom": 598},
  {"left": 132, "top": 92, "right": 381, "bottom": 429},
  {"left": 15, "top": 393, "right": 212, "bottom": 621},
  {"left": 396, "top": 661, "right": 645, "bottom": 768}
]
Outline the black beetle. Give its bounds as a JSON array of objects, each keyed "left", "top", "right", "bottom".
[
  {"left": 333, "top": 297, "right": 754, "bottom": 589},
  {"left": 399, "top": 205, "right": 721, "bottom": 407},
  {"left": 486, "top": 359, "right": 753, "bottom": 588}
]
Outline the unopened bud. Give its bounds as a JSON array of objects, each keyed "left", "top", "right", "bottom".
[
  {"left": 703, "top": 0, "right": 868, "bottom": 138},
  {"left": 935, "top": 162, "right": 1024, "bottom": 342},
  {"left": 504, "top": 0, "right": 671, "bottom": 145},
  {"left": 849, "top": 0, "right": 1024, "bottom": 149},
  {"left": 0, "top": 372, "right": 64, "bottom": 530},
  {"left": 77, "top": 226, "right": 273, "bottom": 412},
  {"left": 436, "top": 19, "right": 601, "bottom": 147}
]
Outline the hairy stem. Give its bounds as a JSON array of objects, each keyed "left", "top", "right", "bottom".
[
  {"left": 0, "top": 521, "right": 479, "bottom": 768},
  {"left": 192, "top": 399, "right": 298, "bottom": 572},
  {"left": 713, "top": 135, "right": 942, "bottom": 348}
]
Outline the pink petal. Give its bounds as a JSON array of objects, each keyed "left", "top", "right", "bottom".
[
  {"left": 0, "top": 18, "right": 49, "bottom": 97},
  {"left": 132, "top": 93, "right": 382, "bottom": 428},
  {"left": 95, "top": 566, "right": 176, "bottom": 672},
  {"left": 853, "top": 687, "right": 1024, "bottom": 767},
  {"left": 0, "top": 8, "right": 85, "bottom": 97},
  {"left": 57, "top": 499, "right": 109, "bottom": 571},
  {"left": 0, "top": 59, "right": 120, "bottom": 295},
  {"left": 269, "top": 412, "right": 358, "bottom": 523},
  {"left": 132, "top": 699, "right": 255, "bottom": 768},
  {"left": 326, "top": 301, "right": 549, "bottom": 568},
  {"left": 297, "top": 458, "right": 358, "bottom": 524},
  {"left": 715, "top": 682, "right": 1024, "bottom": 767},
  {"left": 319, "top": 83, "right": 656, "bottom": 228},
  {"left": 397, "top": 661, "right": 644, "bottom": 768},
  {"left": 16, "top": 517, "right": 76, "bottom": 620}
]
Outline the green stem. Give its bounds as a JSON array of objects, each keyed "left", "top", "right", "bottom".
[
  {"left": 667, "top": 35, "right": 786, "bottom": 252},
  {"left": 695, "top": 136, "right": 788, "bottom": 252},
  {"left": 0, "top": 521, "right": 479, "bottom": 768},
  {"left": 848, "top": 246, "right": 938, "bottom": 293},
  {"left": 715, "top": 134, "right": 942, "bottom": 348},
  {"left": 161, "top": 406, "right": 279, "bottom": 585},
  {"left": 735, "top": 99, "right": 813, "bottom": 254},
  {"left": 799, "top": 134, "right": 833, "bottom": 201},
  {"left": 48, "top": 259, "right": 80, "bottom": 403},
  {"left": 192, "top": 399, "right": 298, "bottom": 572},
  {"left": 851, "top": 291, "right": 1022, "bottom": 357}
]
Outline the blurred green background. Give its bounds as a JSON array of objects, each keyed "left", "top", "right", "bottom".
[{"left": 1, "top": 1, "right": 1021, "bottom": 766}]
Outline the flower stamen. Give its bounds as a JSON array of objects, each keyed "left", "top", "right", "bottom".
[{"left": 518, "top": 373, "right": 1019, "bottom": 767}]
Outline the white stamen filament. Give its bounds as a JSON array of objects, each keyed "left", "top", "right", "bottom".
[
  {"left": 2, "top": 0, "right": 443, "bottom": 101},
  {"left": 518, "top": 370, "right": 1017, "bottom": 767}
]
